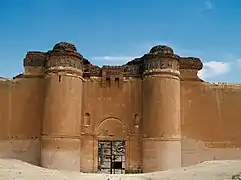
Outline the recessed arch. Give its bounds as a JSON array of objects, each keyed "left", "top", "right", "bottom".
[
  {"left": 134, "top": 114, "right": 140, "bottom": 126},
  {"left": 84, "top": 113, "right": 90, "bottom": 127},
  {"left": 94, "top": 117, "right": 129, "bottom": 139}
]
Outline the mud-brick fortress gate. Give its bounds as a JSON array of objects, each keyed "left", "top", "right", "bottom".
[{"left": 0, "top": 42, "right": 241, "bottom": 174}]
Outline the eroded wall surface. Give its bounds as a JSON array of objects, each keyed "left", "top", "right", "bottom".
[
  {"left": 0, "top": 77, "right": 44, "bottom": 165},
  {"left": 181, "top": 81, "right": 241, "bottom": 166}
]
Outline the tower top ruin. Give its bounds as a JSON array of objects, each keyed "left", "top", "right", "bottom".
[{"left": 149, "top": 45, "right": 174, "bottom": 55}]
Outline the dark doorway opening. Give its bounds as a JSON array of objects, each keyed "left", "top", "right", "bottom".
[{"left": 98, "top": 140, "right": 125, "bottom": 174}]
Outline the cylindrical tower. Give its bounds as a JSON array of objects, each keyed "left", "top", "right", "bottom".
[
  {"left": 41, "top": 42, "right": 84, "bottom": 171},
  {"left": 142, "top": 45, "right": 181, "bottom": 172}
]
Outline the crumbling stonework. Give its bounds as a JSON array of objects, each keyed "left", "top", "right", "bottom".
[{"left": 0, "top": 42, "right": 241, "bottom": 174}]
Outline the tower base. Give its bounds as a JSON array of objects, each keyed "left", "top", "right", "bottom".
[
  {"left": 41, "top": 137, "right": 81, "bottom": 171},
  {"left": 142, "top": 138, "right": 181, "bottom": 172}
]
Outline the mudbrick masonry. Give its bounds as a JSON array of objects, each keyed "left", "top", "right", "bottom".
[{"left": 0, "top": 42, "right": 241, "bottom": 174}]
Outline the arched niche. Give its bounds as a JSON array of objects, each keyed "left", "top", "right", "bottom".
[
  {"left": 95, "top": 117, "right": 128, "bottom": 139},
  {"left": 134, "top": 114, "right": 140, "bottom": 127},
  {"left": 134, "top": 114, "right": 141, "bottom": 134},
  {"left": 84, "top": 113, "right": 90, "bottom": 127}
]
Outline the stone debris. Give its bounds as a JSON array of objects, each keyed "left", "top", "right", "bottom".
[{"left": 0, "top": 159, "right": 241, "bottom": 180}]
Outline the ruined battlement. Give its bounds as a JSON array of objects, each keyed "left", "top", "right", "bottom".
[
  {"left": 20, "top": 43, "right": 204, "bottom": 81},
  {"left": 23, "top": 51, "right": 46, "bottom": 67},
  {"left": 52, "top": 42, "right": 77, "bottom": 52},
  {"left": 0, "top": 77, "right": 12, "bottom": 86},
  {"left": 180, "top": 57, "right": 203, "bottom": 70},
  {"left": 45, "top": 42, "right": 83, "bottom": 75},
  {"left": 101, "top": 65, "right": 124, "bottom": 76},
  {"left": 23, "top": 42, "right": 84, "bottom": 75},
  {"left": 149, "top": 45, "right": 174, "bottom": 55},
  {"left": 0, "top": 77, "right": 10, "bottom": 81},
  {"left": 203, "top": 82, "right": 241, "bottom": 90}
]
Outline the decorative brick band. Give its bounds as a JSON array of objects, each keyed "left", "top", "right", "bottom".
[
  {"left": 45, "top": 51, "right": 83, "bottom": 70},
  {"left": 141, "top": 46, "right": 180, "bottom": 77},
  {"left": 44, "top": 66, "right": 83, "bottom": 77},
  {"left": 42, "top": 134, "right": 81, "bottom": 139},
  {"left": 143, "top": 136, "right": 181, "bottom": 141}
]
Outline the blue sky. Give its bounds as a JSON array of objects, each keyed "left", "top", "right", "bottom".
[{"left": 0, "top": 0, "right": 241, "bottom": 82}]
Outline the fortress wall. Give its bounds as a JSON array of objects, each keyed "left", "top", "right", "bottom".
[
  {"left": 0, "top": 80, "right": 11, "bottom": 139},
  {"left": 83, "top": 78, "right": 142, "bottom": 131},
  {"left": 0, "top": 77, "right": 45, "bottom": 165},
  {"left": 10, "top": 78, "right": 44, "bottom": 138},
  {"left": 81, "top": 78, "right": 142, "bottom": 172},
  {"left": 181, "top": 81, "right": 241, "bottom": 166}
]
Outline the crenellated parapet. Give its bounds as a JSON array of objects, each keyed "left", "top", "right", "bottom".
[
  {"left": 101, "top": 65, "right": 124, "bottom": 76},
  {"left": 142, "top": 45, "right": 180, "bottom": 77},
  {"left": 101, "top": 66, "right": 124, "bottom": 87}
]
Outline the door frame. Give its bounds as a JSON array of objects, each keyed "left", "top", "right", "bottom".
[
  {"left": 97, "top": 140, "right": 126, "bottom": 174},
  {"left": 94, "top": 136, "right": 129, "bottom": 173}
]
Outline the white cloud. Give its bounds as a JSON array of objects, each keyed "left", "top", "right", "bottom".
[
  {"left": 236, "top": 59, "right": 241, "bottom": 67},
  {"left": 204, "top": 0, "right": 213, "bottom": 10},
  {"left": 92, "top": 56, "right": 136, "bottom": 62},
  {"left": 198, "top": 61, "right": 230, "bottom": 79},
  {"left": 200, "top": 0, "right": 213, "bottom": 11}
]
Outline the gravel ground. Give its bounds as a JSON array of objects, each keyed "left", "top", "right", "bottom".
[{"left": 0, "top": 159, "right": 241, "bottom": 180}]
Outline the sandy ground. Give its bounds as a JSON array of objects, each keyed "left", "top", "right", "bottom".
[{"left": 0, "top": 159, "right": 241, "bottom": 180}]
